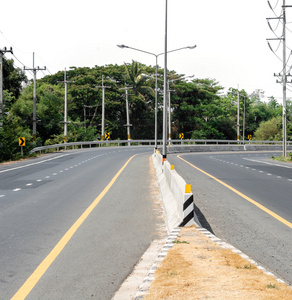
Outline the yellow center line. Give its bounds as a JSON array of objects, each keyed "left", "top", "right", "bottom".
[
  {"left": 11, "top": 154, "right": 137, "bottom": 300},
  {"left": 178, "top": 154, "right": 292, "bottom": 229}
]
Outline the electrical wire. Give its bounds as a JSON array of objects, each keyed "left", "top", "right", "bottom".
[
  {"left": 267, "top": 41, "right": 283, "bottom": 62},
  {"left": 11, "top": 53, "right": 33, "bottom": 76},
  {"left": 268, "top": 0, "right": 280, "bottom": 11}
]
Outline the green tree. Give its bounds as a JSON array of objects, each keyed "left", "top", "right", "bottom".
[
  {"left": 3, "top": 57, "right": 27, "bottom": 105},
  {"left": 253, "top": 116, "right": 282, "bottom": 140},
  {"left": 172, "top": 78, "right": 228, "bottom": 139}
]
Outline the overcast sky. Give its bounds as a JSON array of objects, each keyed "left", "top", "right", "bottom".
[{"left": 1, "top": 0, "right": 291, "bottom": 101}]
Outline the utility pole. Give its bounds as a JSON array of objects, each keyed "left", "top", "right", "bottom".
[
  {"left": 95, "top": 75, "right": 110, "bottom": 140},
  {"left": 0, "top": 46, "right": 13, "bottom": 129},
  {"left": 58, "top": 68, "right": 74, "bottom": 142},
  {"left": 267, "top": 0, "right": 292, "bottom": 156},
  {"left": 120, "top": 86, "right": 132, "bottom": 146},
  {"left": 282, "top": 0, "right": 287, "bottom": 157},
  {"left": 167, "top": 80, "right": 175, "bottom": 143},
  {"left": 24, "top": 53, "right": 46, "bottom": 141},
  {"left": 237, "top": 86, "right": 240, "bottom": 142}
]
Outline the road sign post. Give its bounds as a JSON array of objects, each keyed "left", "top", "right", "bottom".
[
  {"left": 179, "top": 133, "right": 184, "bottom": 145},
  {"left": 19, "top": 137, "right": 25, "bottom": 156}
]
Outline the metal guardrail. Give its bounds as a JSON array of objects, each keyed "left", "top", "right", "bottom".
[
  {"left": 30, "top": 140, "right": 161, "bottom": 154},
  {"left": 30, "top": 139, "right": 292, "bottom": 155}
]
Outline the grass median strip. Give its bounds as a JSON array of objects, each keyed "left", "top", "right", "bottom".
[{"left": 145, "top": 226, "right": 292, "bottom": 299}]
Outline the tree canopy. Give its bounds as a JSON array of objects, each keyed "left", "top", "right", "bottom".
[{"left": 0, "top": 58, "right": 290, "bottom": 162}]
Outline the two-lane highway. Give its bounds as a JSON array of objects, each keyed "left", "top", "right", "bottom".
[
  {"left": 0, "top": 147, "right": 166, "bottom": 299},
  {"left": 168, "top": 151, "right": 292, "bottom": 285}
]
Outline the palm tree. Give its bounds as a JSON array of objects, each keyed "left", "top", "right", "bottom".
[{"left": 124, "top": 60, "right": 154, "bottom": 101}]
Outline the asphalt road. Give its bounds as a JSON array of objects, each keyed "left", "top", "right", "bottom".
[
  {"left": 168, "top": 151, "right": 292, "bottom": 285},
  {"left": 0, "top": 146, "right": 166, "bottom": 299}
]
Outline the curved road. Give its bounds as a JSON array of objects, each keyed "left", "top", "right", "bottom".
[
  {"left": 0, "top": 147, "right": 166, "bottom": 299},
  {"left": 168, "top": 151, "right": 292, "bottom": 285}
]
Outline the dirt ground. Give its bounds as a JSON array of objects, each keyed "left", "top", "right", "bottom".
[{"left": 144, "top": 225, "right": 292, "bottom": 300}]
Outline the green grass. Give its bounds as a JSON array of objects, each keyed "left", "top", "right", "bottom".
[
  {"left": 271, "top": 152, "right": 292, "bottom": 162},
  {"left": 266, "top": 283, "right": 279, "bottom": 289},
  {"left": 173, "top": 240, "right": 189, "bottom": 244}
]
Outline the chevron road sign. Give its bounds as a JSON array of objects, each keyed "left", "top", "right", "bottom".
[{"left": 19, "top": 137, "right": 25, "bottom": 147}]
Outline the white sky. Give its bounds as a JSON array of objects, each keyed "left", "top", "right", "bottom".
[{"left": 0, "top": 0, "right": 291, "bottom": 101}]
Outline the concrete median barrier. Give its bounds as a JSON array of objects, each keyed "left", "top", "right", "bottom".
[{"left": 152, "top": 151, "right": 198, "bottom": 233}]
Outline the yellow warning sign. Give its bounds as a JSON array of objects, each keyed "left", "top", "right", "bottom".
[{"left": 19, "top": 137, "right": 25, "bottom": 146}]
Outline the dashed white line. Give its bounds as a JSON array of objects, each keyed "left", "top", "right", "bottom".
[
  {"left": 26, "top": 183, "right": 33, "bottom": 186},
  {"left": 13, "top": 188, "right": 21, "bottom": 192},
  {"left": 0, "top": 195, "right": 5, "bottom": 198}
]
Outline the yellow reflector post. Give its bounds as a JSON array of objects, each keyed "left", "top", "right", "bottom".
[{"left": 185, "top": 184, "right": 191, "bottom": 193}]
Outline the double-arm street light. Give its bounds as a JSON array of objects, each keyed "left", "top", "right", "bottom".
[{"left": 117, "top": 44, "right": 196, "bottom": 151}]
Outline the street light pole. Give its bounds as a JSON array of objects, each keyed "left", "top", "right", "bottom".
[
  {"left": 163, "top": 0, "right": 168, "bottom": 160},
  {"left": 117, "top": 43, "right": 196, "bottom": 151}
]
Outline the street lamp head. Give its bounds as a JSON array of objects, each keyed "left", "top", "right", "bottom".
[{"left": 117, "top": 44, "right": 129, "bottom": 49}]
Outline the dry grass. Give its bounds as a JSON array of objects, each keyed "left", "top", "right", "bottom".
[{"left": 145, "top": 226, "right": 292, "bottom": 300}]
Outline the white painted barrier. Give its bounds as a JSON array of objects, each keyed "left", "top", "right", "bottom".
[{"left": 152, "top": 151, "right": 196, "bottom": 233}]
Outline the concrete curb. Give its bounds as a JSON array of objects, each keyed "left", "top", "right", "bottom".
[
  {"left": 133, "top": 228, "right": 181, "bottom": 300},
  {"left": 134, "top": 226, "right": 290, "bottom": 299},
  {"left": 196, "top": 227, "right": 289, "bottom": 286}
]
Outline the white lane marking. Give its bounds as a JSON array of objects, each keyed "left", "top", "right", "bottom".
[
  {"left": 244, "top": 158, "right": 292, "bottom": 169},
  {"left": 26, "top": 183, "right": 33, "bottom": 186},
  {"left": 13, "top": 188, "right": 21, "bottom": 192},
  {"left": 36, "top": 179, "right": 42, "bottom": 182},
  {"left": 0, "top": 195, "right": 5, "bottom": 198},
  {"left": 0, "top": 154, "right": 71, "bottom": 174},
  {"left": 52, "top": 173, "right": 58, "bottom": 176}
]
